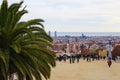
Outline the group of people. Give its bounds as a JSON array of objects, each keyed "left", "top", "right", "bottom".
[
  {"left": 55, "top": 53, "right": 81, "bottom": 63},
  {"left": 55, "top": 53, "right": 113, "bottom": 67},
  {"left": 56, "top": 53, "right": 106, "bottom": 62}
]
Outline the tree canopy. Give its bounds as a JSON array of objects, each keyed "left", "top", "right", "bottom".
[{"left": 0, "top": 0, "right": 56, "bottom": 80}]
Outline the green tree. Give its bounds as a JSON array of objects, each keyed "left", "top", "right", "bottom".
[{"left": 0, "top": 0, "right": 56, "bottom": 80}]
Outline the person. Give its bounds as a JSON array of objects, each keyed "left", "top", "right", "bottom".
[
  {"left": 69, "top": 56, "right": 72, "bottom": 64},
  {"left": 107, "top": 57, "right": 112, "bottom": 67}
]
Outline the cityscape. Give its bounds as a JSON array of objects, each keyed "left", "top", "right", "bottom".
[
  {"left": 50, "top": 31, "right": 120, "bottom": 58},
  {"left": 45, "top": 31, "right": 120, "bottom": 80}
]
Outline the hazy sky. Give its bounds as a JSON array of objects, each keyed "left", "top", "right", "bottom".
[{"left": 1, "top": 0, "right": 120, "bottom": 32}]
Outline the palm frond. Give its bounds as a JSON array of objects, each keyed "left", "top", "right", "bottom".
[{"left": 0, "top": 0, "right": 8, "bottom": 27}]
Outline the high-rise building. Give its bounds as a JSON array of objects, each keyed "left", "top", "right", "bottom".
[
  {"left": 55, "top": 31, "right": 57, "bottom": 37},
  {"left": 48, "top": 31, "right": 51, "bottom": 36},
  {"left": 82, "top": 33, "right": 86, "bottom": 38}
]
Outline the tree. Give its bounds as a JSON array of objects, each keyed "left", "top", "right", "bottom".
[
  {"left": 0, "top": 0, "right": 56, "bottom": 80},
  {"left": 112, "top": 45, "right": 120, "bottom": 60}
]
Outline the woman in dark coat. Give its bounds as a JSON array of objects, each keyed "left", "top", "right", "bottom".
[{"left": 107, "top": 58, "right": 112, "bottom": 67}]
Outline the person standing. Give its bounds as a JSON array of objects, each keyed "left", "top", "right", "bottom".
[
  {"left": 107, "top": 58, "right": 112, "bottom": 67},
  {"left": 107, "top": 38, "right": 112, "bottom": 67}
]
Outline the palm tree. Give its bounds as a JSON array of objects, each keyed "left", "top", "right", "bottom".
[{"left": 0, "top": 0, "right": 56, "bottom": 80}]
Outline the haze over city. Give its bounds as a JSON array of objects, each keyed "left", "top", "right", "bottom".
[{"left": 1, "top": 0, "right": 120, "bottom": 32}]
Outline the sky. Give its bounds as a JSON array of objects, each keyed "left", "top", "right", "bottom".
[{"left": 1, "top": 0, "right": 120, "bottom": 32}]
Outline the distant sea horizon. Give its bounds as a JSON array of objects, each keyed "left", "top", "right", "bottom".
[{"left": 48, "top": 32, "right": 120, "bottom": 37}]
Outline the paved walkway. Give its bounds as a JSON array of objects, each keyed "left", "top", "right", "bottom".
[{"left": 43, "top": 60, "right": 120, "bottom": 80}]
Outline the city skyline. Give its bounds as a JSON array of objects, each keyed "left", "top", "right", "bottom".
[{"left": 2, "top": 0, "right": 120, "bottom": 32}]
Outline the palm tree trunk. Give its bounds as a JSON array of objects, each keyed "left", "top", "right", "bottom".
[{"left": 9, "top": 74, "right": 14, "bottom": 80}]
